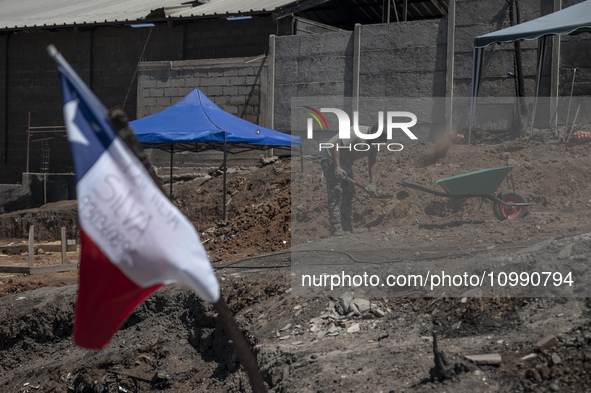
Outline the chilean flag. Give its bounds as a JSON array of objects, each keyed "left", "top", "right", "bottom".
[{"left": 48, "top": 46, "right": 220, "bottom": 349}]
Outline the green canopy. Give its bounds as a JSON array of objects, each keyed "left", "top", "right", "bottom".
[
  {"left": 469, "top": 1, "right": 591, "bottom": 142},
  {"left": 475, "top": 0, "right": 591, "bottom": 48}
]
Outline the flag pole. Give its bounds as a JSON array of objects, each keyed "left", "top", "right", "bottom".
[{"left": 109, "top": 109, "right": 267, "bottom": 393}]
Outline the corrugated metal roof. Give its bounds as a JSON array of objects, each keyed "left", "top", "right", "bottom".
[
  {"left": 0, "top": 0, "right": 447, "bottom": 32},
  {"left": 0, "top": 0, "right": 298, "bottom": 31},
  {"left": 0, "top": 0, "right": 181, "bottom": 30},
  {"left": 168, "top": 0, "right": 302, "bottom": 18}
]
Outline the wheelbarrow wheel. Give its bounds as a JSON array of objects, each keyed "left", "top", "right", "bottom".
[{"left": 493, "top": 190, "right": 529, "bottom": 221}]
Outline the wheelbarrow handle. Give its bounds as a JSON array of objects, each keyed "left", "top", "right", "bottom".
[{"left": 344, "top": 176, "right": 368, "bottom": 192}]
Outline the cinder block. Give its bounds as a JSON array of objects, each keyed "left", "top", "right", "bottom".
[
  {"left": 223, "top": 69, "right": 240, "bottom": 77},
  {"left": 214, "top": 76, "right": 231, "bottom": 86},
  {"left": 239, "top": 67, "right": 256, "bottom": 76},
  {"left": 206, "top": 86, "right": 224, "bottom": 96},
  {"left": 222, "top": 105, "right": 239, "bottom": 114},
  {"left": 230, "top": 76, "right": 246, "bottom": 85},
  {"left": 222, "top": 86, "right": 238, "bottom": 95},
  {"left": 208, "top": 68, "right": 225, "bottom": 77},
  {"left": 244, "top": 75, "right": 260, "bottom": 85},
  {"left": 156, "top": 97, "right": 171, "bottom": 106},
  {"left": 238, "top": 86, "right": 254, "bottom": 95},
  {"left": 178, "top": 87, "right": 195, "bottom": 97},
  {"left": 244, "top": 114, "right": 259, "bottom": 123},
  {"left": 230, "top": 95, "right": 246, "bottom": 105},
  {"left": 164, "top": 87, "right": 179, "bottom": 97},
  {"left": 214, "top": 96, "right": 230, "bottom": 106},
  {"left": 193, "top": 69, "right": 209, "bottom": 77},
  {"left": 199, "top": 78, "right": 216, "bottom": 87},
  {"left": 149, "top": 88, "right": 164, "bottom": 97},
  {"left": 170, "top": 79, "right": 186, "bottom": 88}
]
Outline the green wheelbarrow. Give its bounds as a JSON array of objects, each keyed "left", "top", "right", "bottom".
[{"left": 397, "top": 166, "right": 533, "bottom": 221}]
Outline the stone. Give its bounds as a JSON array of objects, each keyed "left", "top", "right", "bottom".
[
  {"left": 339, "top": 320, "right": 354, "bottom": 329},
  {"left": 536, "top": 335, "right": 560, "bottom": 350},
  {"left": 261, "top": 156, "right": 279, "bottom": 165},
  {"left": 337, "top": 292, "right": 354, "bottom": 314},
  {"left": 521, "top": 353, "right": 537, "bottom": 360},
  {"left": 464, "top": 353, "right": 502, "bottom": 366},
  {"left": 350, "top": 298, "right": 371, "bottom": 315},
  {"left": 460, "top": 287, "right": 483, "bottom": 298},
  {"left": 550, "top": 353, "right": 562, "bottom": 366},
  {"left": 558, "top": 243, "right": 573, "bottom": 259},
  {"left": 347, "top": 323, "right": 360, "bottom": 333}
]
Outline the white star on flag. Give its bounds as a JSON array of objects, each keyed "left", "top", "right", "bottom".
[{"left": 64, "top": 100, "right": 90, "bottom": 146}]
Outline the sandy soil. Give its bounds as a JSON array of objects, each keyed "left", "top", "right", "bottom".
[{"left": 0, "top": 138, "right": 590, "bottom": 392}]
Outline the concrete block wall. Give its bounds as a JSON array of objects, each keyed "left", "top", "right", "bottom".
[
  {"left": 0, "top": 36, "right": 6, "bottom": 165},
  {"left": 136, "top": 57, "right": 270, "bottom": 173},
  {"left": 358, "top": 20, "right": 448, "bottom": 98},
  {"left": 137, "top": 57, "right": 267, "bottom": 125},
  {"left": 0, "top": 16, "right": 277, "bottom": 185},
  {"left": 273, "top": 20, "right": 446, "bottom": 138},
  {"left": 273, "top": 30, "right": 354, "bottom": 133},
  {"left": 0, "top": 31, "right": 91, "bottom": 184}
]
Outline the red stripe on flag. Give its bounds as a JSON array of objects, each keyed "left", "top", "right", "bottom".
[{"left": 74, "top": 229, "right": 162, "bottom": 349}]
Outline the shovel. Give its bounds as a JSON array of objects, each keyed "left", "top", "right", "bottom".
[{"left": 343, "top": 177, "right": 392, "bottom": 199}]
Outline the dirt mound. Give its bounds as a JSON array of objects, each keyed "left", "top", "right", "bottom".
[
  {"left": 292, "top": 140, "right": 591, "bottom": 245},
  {"left": 1, "top": 271, "right": 590, "bottom": 392},
  {"left": 0, "top": 284, "right": 248, "bottom": 392},
  {"left": 173, "top": 158, "right": 292, "bottom": 262},
  {"left": 0, "top": 200, "right": 78, "bottom": 242}
]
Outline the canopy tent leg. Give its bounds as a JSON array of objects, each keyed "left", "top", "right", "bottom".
[
  {"left": 468, "top": 47, "right": 484, "bottom": 145},
  {"left": 529, "top": 36, "right": 548, "bottom": 136},
  {"left": 300, "top": 145, "right": 304, "bottom": 172},
  {"left": 222, "top": 140, "right": 227, "bottom": 221},
  {"left": 170, "top": 146, "right": 174, "bottom": 198}
]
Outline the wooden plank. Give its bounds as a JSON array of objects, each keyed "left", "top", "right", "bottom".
[
  {"left": 31, "top": 264, "right": 78, "bottom": 274},
  {"left": 403, "top": 0, "right": 408, "bottom": 21},
  {"left": 0, "top": 264, "right": 79, "bottom": 275},
  {"left": 429, "top": 0, "right": 447, "bottom": 17},
  {"left": 28, "top": 225, "right": 34, "bottom": 268},
  {"left": 0, "top": 266, "right": 31, "bottom": 274},
  {"left": 61, "top": 227, "right": 67, "bottom": 265}
]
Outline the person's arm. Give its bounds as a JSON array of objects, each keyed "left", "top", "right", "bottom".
[{"left": 331, "top": 139, "right": 346, "bottom": 178}]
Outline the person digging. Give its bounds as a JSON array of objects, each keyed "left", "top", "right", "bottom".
[{"left": 320, "top": 123, "right": 386, "bottom": 235}]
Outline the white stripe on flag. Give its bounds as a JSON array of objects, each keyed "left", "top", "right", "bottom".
[{"left": 77, "top": 137, "right": 219, "bottom": 303}]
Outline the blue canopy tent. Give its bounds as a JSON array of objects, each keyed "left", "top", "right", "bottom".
[{"left": 130, "top": 89, "right": 302, "bottom": 218}]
